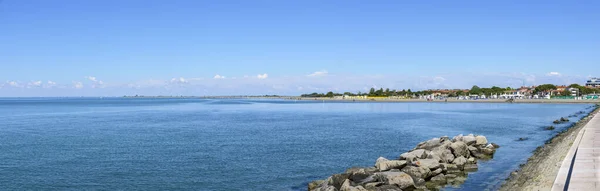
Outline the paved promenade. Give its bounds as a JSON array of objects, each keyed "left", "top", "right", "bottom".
[{"left": 553, "top": 111, "right": 600, "bottom": 190}]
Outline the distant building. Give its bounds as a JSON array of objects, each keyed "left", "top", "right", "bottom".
[
  {"left": 567, "top": 87, "right": 579, "bottom": 96},
  {"left": 587, "top": 77, "right": 600, "bottom": 88}
]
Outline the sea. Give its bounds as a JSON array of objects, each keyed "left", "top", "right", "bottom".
[{"left": 0, "top": 98, "right": 594, "bottom": 190}]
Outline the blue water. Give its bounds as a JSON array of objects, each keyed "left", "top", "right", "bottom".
[{"left": 0, "top": 98, "right": 594, "bottom": 190}]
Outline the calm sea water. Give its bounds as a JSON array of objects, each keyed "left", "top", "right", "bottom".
[{"left": 0, "top": 98, "right": 594, "bottom": 191}]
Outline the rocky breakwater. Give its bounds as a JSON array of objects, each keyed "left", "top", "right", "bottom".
[{"left": 308, "top": 134, "right": 499, "bottom": 191}]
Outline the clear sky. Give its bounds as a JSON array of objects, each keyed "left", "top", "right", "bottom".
[{"left": 1, "top": 0, "right": 599, "bottom": 96}]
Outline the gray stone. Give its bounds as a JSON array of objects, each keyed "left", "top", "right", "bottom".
[
  {"left": 452, "top": 156, "right": 467, "bottom": 169},
  {"left": 430, "top": 174, "right": 446, "bottom": 183},
  {"left": 372, "top": 184, "right": 403, "bottom": 191},
  {"left": 416, "top": 138, "right": 442, "bottom": 150},
  {"left": 412, "top": 158, "right": 441, "bottom": 170},
  {"left": 329, "top": 173, "right": 350, "bottom": 190},
  {"left": 401, "top": 165, "right": 432, "bottom": 179},
  {"left": 431, "top": 168, "right": 443, "bottom": 176},
  {"left": 462, "top": 135, "right": 477, "bottom": 145},
  {"left": 376, "top": 160, "right": 407, "bottom": 171},
  {"left": 409, "top": 149, "right": 428, "bottom": 159},
  {"left": 464, "top": 164, "right": 478, "bottom": 172},
  {"left": 340, "top": 179, "right": 367, "bottom": 191},
  {"left": 449, "top": 141, "right": 469, "bottom": 157},
  {"left": 346, "top": 168, "right": 376, "bottom": 183},
  {"left": 452, "top": 134, "right": 464, "bottom": 142},
  {"left": 399, "top": 152, "right": 417, "bottom": 162},
  {"left": 308, "top": 180, "right": 326, "bottom": 191},
  {"left": 475, "top": 136, "right": 488, "bottom": 145},
  {"left": 374, "top": 171, "right": 415, "bottom": 189},
  {"left": 363, "top": 182, "right": 383, "bottom": 189}
]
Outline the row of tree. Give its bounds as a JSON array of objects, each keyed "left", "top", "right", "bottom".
[{"left": 301, "top": 84, "right": 598, "bottom": 98}]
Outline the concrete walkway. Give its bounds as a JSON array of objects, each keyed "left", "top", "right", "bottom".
[{"left": 553, "top": 111, "right": 600, "bottom": 190}]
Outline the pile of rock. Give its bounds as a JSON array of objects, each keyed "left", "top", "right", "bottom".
[
  {"left": 308, "top": 134, "right": 499, "bottom": 191},
  {"left": 553, "top": 117, "right": 570, "bottom": 124}
]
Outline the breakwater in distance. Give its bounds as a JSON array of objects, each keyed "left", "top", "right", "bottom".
[{"left": 309, "top": 135, "right": 499, "bottom": 191}]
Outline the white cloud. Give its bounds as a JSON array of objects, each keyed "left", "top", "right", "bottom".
[
  {"left": 214, "top": 74, "right": 226, "bottom": 79},
  {"left": 73, "top": 81, "right": 84, "bottom": 89},
  {"left": 85, "top": 76, "right": 97, "bottom": 82},
  {"left": 43, "top": 81, "right": 57, "bottom": 88},
  {"left": 170, "top": 77, "right": 188, "bottom": 84},
  {"left": 257, "top": 73, "right": 268, "bottom": 79},
  {"left": 307, "top": 70, "right": 328, "bottom": 77},
  {"left": 7, "top": 81, "right": 21, "bottom": 88},
  {"left": 28, "top": 81, "right": 42, "bottom": 87},
  {"left": 546, "top": 72, "right": 562, "bottom": 77}
]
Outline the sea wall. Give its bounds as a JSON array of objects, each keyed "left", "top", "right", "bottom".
[{"left": 308, "top": 134, "right": 499, "bottom": 191}]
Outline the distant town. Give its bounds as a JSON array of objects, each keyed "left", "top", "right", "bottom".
[{"left": 300, "top": 77, "right": 600, "bottom": 100}]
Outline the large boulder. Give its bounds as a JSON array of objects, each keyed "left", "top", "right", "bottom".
[
  {"left": 376, "top": 160, "right": 407, "bottom": 171},
  {"left": 449, "top": 141, "right": 469, "bottom": 158},
  {"left": 475, "top": 136, "right": 488, "bottom": 145},
  {"left": 345, "top": 168, "right": 377, "bottom": 184},
  {"left": 452, "top": 134, "right": 464, "bottom": 142},
  {"left": 409, "top": 149, "right": 428, "bottom": 159},
  {"left": 412, "top": 159, "right": 442, "bottom": 170},
  {"left": 370, "top": 184, "right": 403, "bottom": 191},
  {"left": 399, "top": 152, "right": 417, "bottom": 162},
  {"left": 340, "top": 179, "right": 367, "bottom": 191},
  {"left": 462, "top": 135, "right": 477, "bottom": 145},
  {"left": 430, "top": 173, "right": 446, "bottom": 183},
  {"left": 328, "top": 173, "right": 351, "bottom": 190},
  {"left": 309, "top": 180, "right": 325, "bottom": 191},
  {"left": 452, "top": 156, "right": 467, "bottom": 169},
  {"left": 374, "top": 171, "right": 415, "bottom": 190},
  {"left": 416, "top": 138, "right": 442, "bottom": 150},
  {"left": 401, "top": 165, "right": 432, "bottom": 179}
]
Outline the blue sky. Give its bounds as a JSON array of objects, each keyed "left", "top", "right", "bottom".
[{"left": 1, "top": 0, "right": 599, "bottom": 96}]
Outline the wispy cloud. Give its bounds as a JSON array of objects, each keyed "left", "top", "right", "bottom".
[
  {"left": 170, "top": 77, "right": 188, "bottom": 84},
  {"left": 73, "top": 81, "right": 84, "bottom": 89},
  {"left": 257, "top": 73, "right": 268, "bottom": 79},
  {"left": 307, "top": 70, "right": 328, "bottom": 77},
  {"left": 213, "top": 74, "right": 226, "bottom": 79},
  {"left": 546, "top": 72, "right": 562, "bottom": 77}
]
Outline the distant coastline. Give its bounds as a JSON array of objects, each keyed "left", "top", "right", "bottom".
[{"left": 121, "top": 96, "right": 600, "bottom": 104}]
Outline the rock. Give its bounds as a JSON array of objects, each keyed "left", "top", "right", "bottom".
[
  {"left": 409, "top": 149, "right": 428, "bottom": 159},
  {"left": 371, "top": 184, "right": 403, "bottom": 191},
  {"left": 329, "top": 173, "right": 350, "bottom": 190},
  {"left": 430, "top": 174, "right": 446, "bottom": 183},
  {"left": 449, "top": 141, "right": 469, "bottom": 157},
  {"left": 475, "top": 136, "right": 488, "bottom": 145},
  {"left": 517, "top": 137, "right": 529, "bottom": 141},
  {"left": 479, "top": 147, "right": 495, "bottom": 155},
  {"left": 464, "top": 164, "right": 478, "bottom": 172},
  {"left": 398, "top": 152, "right": 417, "bottom": 162},
  {"left": 490, "top": 143, "right": 500, "bottom": 148},
  {"left": 374, "top": 171, "right": 415, "bottom": 190},
  {"left": 467, "top": 157, "right": 476, "bottom": 164},
  {"left": 363, "top": 182, "right": 383, "bottom": 189},
  {"left": 560, "top": 117, "right": 569, "bottom": 122},
  {"left": 431, "top": 168, "right": 443, "bottom": 176},
  {"left": 340, "top": 179, "right": 367, "bottom": 191},
  {"left": 401, "top": 165, "right": 431, "bottom": 179},
  {"left": 553, "top": 120, "right": 561, "bottom": 124},
  {"left": 309, "top": 180, "right": 325, "bottom": 191},
  {"left": 416, "top": 138, "right": 442, "bottom": 150},
  {"left": 452, "top": 156, "right": 467, "bottom": 169},
  {"left": 545, "top": 126, "right": 555, "bottom": 130},
  {"left": 376, "top": 160, "right": 407, "bottom": 171},
  {"left": 346, "top": 168, "right": 377, "bottom": 184},
  {"left": 462, "top": 135, "right": 477, "bottom": 145},
  {"left": 412, "top": 159, "right": 441, "bottom": 170},
  {"left": 452, "top": 134, "right": 464, "bottom": 142}
]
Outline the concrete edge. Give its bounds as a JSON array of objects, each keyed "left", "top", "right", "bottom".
[{"left": 551, "top": 112, "right": 596, "bottom": 191}]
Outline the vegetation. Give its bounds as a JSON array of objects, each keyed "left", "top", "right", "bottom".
[{"left": 300, "top": 83, "right": 598, "bottom": 98}]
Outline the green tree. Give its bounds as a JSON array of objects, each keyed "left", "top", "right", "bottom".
[
  {"left": 326, "top": 91, "right": 334, "bottom": 97},
  {"left": 534, "top": 84, "right": 557, "bottom": 94},
  {"left": 369, "top": 88, "right": 375, "bottom": 96},
  {"left": 469, "top": 85, "right": 482, "bottom": 95},
  {"left": 385, "top": 88, "right": 390, "bottom": 96}
]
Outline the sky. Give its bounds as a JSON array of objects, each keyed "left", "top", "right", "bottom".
[{"left": 1, "top": 0, "right": 599, "bottom": 96}]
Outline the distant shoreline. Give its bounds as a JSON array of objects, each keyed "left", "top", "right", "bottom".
[{"left": 121, "top": 96, "right": 600, "bottom": 104}]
